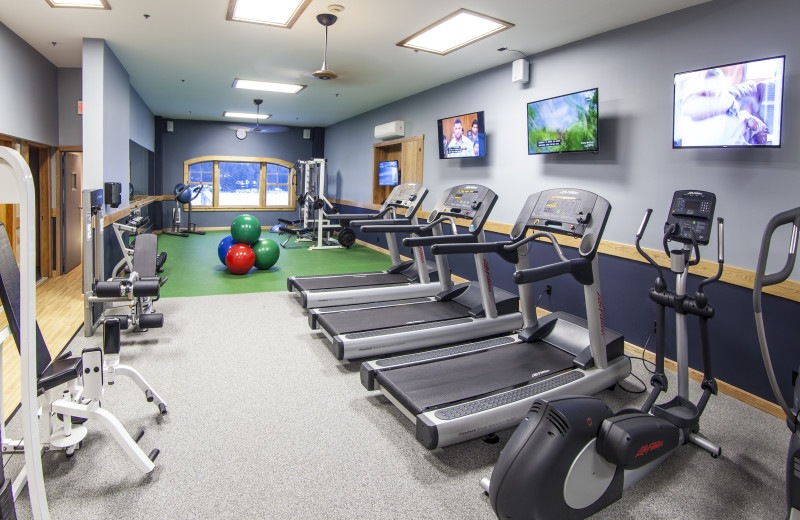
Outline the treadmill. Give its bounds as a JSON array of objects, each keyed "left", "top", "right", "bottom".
[
  {"left": 312, "top": 184, "right": 523, "bottom": 361},
  {"left": 287, "top": 182, "right": 444, "bottom": 309},
  {"left": 360, "top": 188, "right": 631, "bottom": 449}
]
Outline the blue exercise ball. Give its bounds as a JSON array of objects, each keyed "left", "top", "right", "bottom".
[
  {"left": 270, "top": 224, "right": 282, "bottom": 233},
  {"left": 217, "top": 235, "right": 237, "bottom": 265}
]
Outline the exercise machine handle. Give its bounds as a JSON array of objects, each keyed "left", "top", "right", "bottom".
[
  {"left": 754, "top": 208, "right": 800, "bottom": 303},
  {"left": 635, "top": 209, "right": 666, "bottom": 283},
  {"left": 753, "top": 207, "right": 800, "bottom": 424},
  {"left": 429, "top": 239, "right": 512, "bottom": 255},
  {"left": 698, "top": 218, "right": 725, "bottom": 291},
  {"left": 406, "top": 235, "right": 477, "bottom": 247},
  {"left": 513, "top": 258, "right": 592, "bottom": 285},
  {"left": 349, "top": 218, "right": 411, "bottom": 228}
]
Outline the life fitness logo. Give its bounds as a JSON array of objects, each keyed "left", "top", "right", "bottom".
[
  {"left": 417, "top": 247, "right": 425, "bottom": 263},
  {"left": 483, "top": 258, "right": 493, "bottom": 292},
  {"left": 635, "top": 440, "right": 665, "bottom": 458},
  {"left": 596, "top": 291, "right": 605, "bottom": 336}
]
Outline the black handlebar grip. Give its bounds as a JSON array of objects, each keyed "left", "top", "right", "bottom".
[
  {"left": 350, "top": 218, "right": 411, "bottom": 228},
  {"left": 513, "top": 261, "right": 574, "bottom": 285},
  {"left": 404, "top": 234, "right": 477, "bottom": 248},
  {"left": 430, "top": 240, "right": 506, "bottom": 255}
]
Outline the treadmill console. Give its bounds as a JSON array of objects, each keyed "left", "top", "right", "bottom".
[
  {"left": 384, "top": 183, "right": 427, "bottom": 213},
  {"left": 665, "top": 190, "right": 716, "bottom": 245},
  {"left": 430, "top": 184, "right": 498, "bottom": 233},
  {"left": 511, "top": 188, "right": 611, "bottom": 258}
]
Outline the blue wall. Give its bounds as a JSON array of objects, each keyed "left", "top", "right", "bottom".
[{"left": 155, "top": 118, "right": 314, "bottom": 229}]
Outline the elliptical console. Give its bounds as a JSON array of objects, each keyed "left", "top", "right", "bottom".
[{"left": 484, "top": 190, "right": 724, "bottom": 520}]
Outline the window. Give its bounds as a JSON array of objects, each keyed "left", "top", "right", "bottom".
[{"left": 183, "top": 156, "right": 295, "bottom": 210}]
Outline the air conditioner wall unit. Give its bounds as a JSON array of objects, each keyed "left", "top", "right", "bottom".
[{"left": 374, "top": 120, "right": 405, "bottom": 140}]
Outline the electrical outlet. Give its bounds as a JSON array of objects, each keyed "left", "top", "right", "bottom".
[{"left": 545, "top": 285, "right": 552, "bottom": 295}]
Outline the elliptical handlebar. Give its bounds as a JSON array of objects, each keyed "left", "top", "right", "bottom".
[
  {"left": 753, "top": 207, "right": 800, "bottom": 423},
  {"left": 698, "top": 218, "right": 725, "bottom": 291},
  {"left": 754, "top": 208, "right": 800, "bottom": 304},
  {"left": 635, "top": 209, "right": 666, "bottom": 283}
]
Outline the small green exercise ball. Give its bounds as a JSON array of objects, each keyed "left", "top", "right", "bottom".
[
  {"left": 231, "top": 214, "right": 262, "bottom": 245},
  {"left": 252, "top": 238, "right": 280, "bottom": 270}
]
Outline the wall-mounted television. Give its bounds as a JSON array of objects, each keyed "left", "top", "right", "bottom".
[
  {"left": 673, "top": 55, "right": 784, "bottom": 148},
  {"left": 437, "top": 111, "right": 486, "bottom": 159},
  {"left": 378, "top": 160, "right": 400, "bottom": 186},
  {"left": 527, "top": 88, "right": 598, "bottom": 155}
]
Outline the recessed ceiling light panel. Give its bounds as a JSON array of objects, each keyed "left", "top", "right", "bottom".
[
  {"left": 398, "top": 9, "right": 513, "bottom": 55},
  {"left": 232, "top": 79, "right": 306, "bottom": 94},
  {"left": 227, "top": 0, "right": 311, "bottom": 28},
  {"left": 223, "top": 111, "right": 271, "bottom": 120},
  {"left": 45, "top": 0, "right": 110, "bottom": 9}
]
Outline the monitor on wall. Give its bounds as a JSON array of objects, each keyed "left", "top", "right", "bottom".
[
  {"left": 527, "top": 88, "right": 598, "bottom": 154},
  {"left": 437, "top": 111, "right": 486, "bottom": 159},
  {"left": 378, "top": 160, "right": 399, "bottom": 186},
  {"left": 673, "top": 55, "right": 785, "bottom": 148}
]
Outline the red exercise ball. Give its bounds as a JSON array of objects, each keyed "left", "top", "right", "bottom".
[{"left": 225, "top": 244, "right": 255, "bottom": 275}]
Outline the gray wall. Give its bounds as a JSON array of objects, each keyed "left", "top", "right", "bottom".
[
  {"left": 82, "top": 38, "right": 154, "bottom": 212},
  {"left": 157, "top": 119, "right": 313, "bottom": 227},
  {"left": 58, "top": 68, "right": 82, "bottom": 147},
  {"left": 0, "top": 21, "right": 58, "bottom": 146},
  {"left": 324, "top": 0, "right": 800, "bottom": 279},
  {"left": 130, "top": 86, "right": 154, "bottom": 151}
]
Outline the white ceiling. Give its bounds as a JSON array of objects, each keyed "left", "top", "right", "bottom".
[{"left": 0, "top": 0, "right": 710, "bottom": 127}]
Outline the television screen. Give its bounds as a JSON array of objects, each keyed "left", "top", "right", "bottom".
[
  {"left": 437, "top": 111, "right": 486, "bottom": 159},
  {"left": 527, "top": 88, "right": 598, "bottom": 154},
  {"left": 378, "top": 160, "right": 399, "bottom": 186},
  {"left": 673, "top": 56, "right": 784, "bottom": 148}
]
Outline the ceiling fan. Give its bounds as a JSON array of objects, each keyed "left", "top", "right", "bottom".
[
  {"left": 312, "top": 13, "right": 338, "bottom": 80},
  {"left": 232, "top": 99, "right": 266, "bottom": 139}
]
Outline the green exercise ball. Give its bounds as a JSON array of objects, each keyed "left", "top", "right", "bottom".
[
  {"left": 252, "top": 238, "right": 280, "bottom": 270},
  {"left": 231, "top": 214, "right": 261, "bottom": 245}
]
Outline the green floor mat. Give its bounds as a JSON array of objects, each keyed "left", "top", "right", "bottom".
[{"left": 156, "top": 230, "right": 393, "bottom": 298}]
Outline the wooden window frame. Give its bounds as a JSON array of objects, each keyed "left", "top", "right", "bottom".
[{"left": 183, "top": 155, "right": 296, "bottom": 211}]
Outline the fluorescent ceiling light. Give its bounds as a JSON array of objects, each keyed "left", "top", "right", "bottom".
[
  {"left": 232, "top": 79, "right": 306, "bottom": 94},
  {"left": 227, "top": 0, "right": 311, "bottom": 28},
  {"left": 45, "top": 0, "right": 109, "bottom": 8},
  {"left": 398, "top": 9, "right": 513, "bottom": 55},
  {"left": 223, "top": 111, "right": 271, "bottom": 120}
]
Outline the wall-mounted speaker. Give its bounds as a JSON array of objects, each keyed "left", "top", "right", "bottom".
[{"left": 104, "top": 182, "right": 121, "bottom": 208}]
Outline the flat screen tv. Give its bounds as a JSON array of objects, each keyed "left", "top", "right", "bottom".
[
  {"left": 527, "top": 88, "right": 598, "bottom": 155},
  {"left": 673, "top": 55, "right": 784, "bottom": 148},
  {"left": 378, "top": 160, "right": 400, "bottom": 186},
  {"left": 437, "top": 111, "right": 486, "bottom": 159}
]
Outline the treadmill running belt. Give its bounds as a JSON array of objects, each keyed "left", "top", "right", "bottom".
[
  {"left": 294, "top": 273, "right": 409, "bottom": 291},
  {"left": 376, "top": 342, "right": 575, "bottom": 415},
  {"left": 317, "top": 300, "right": 468, "bottom": 335}
]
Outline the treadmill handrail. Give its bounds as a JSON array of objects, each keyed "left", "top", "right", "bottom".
[
  {"left": 350, "top": 218, "right": 411, "bottom": 228},
  {"left": 430, "top": 231, "right": 567, "bottom": 259},
  {"left": 404, "top": 234, "right": 477, "bottom": 247},
  {"left": 362, "top": 215, "right": 459, "bottom": 236},
  {"left": 513, "top": 258, "right": 592, "bottom": 285},
  {"left": 327, "top": 206, "right": 392, "bottom": 222}
]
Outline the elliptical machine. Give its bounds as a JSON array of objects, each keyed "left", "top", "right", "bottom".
[
  {"left": 752, "top": 206, "right": 800, "bottom": 520},
  {"left": 483, "top": 190, "right": 723, "bottom": 519}
]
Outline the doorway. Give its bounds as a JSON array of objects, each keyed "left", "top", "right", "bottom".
[{"left": 60, "top": 151, "right": 83, "bottom": 274}]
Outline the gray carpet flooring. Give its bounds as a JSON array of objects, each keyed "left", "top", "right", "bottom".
[{"left": 4, "top": 292, "right": 789, "bottom": 519}]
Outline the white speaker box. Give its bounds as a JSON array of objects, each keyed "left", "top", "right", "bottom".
[{"left": 512, "top": 59, "right": 529, "bottom": 83}]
